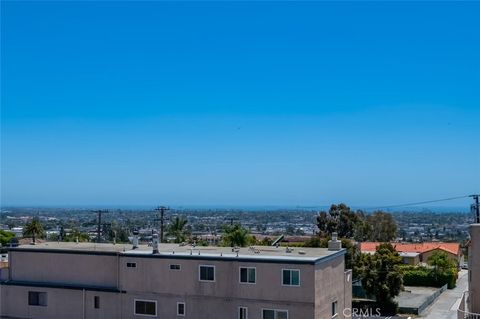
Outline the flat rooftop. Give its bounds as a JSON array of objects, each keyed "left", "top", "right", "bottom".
[{"left": 12, "top": 242, "right": 344, "bottom": 264}]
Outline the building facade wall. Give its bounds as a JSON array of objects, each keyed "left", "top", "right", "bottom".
[
  {"left": 0, "top": 285, "right": 121, "bottom": 319},
  {"left": 1, "top": 249, "right": 348, "bottom": 319},
  {"left": 120, "top": 256, "right": 315, "bottom": 304},
  {"left": 420, "top": 249, "right": 460, "bottom": 265},
  {"left": 9, "top": 251, "right": 118, "bottom": 288},
  {"left": 469, "top": 224, "right": 480, "bottom": 313},
  {"left": 314, "top": 256, "right": 349, "bottom": 319}
]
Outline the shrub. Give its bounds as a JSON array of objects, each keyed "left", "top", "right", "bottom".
[{"left": 402, "top": 267, "right": 457, "bottom": 289}]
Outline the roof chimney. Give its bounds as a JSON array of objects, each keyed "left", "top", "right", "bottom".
[
  {"left": 132, "top": 230, "right": 139, "bottom": 250},
  {"left": 328, "top": 232, "right": 342, "bottom": 251},
  {"left": 152, "top": 232, "right": 159, "bottom": 254}
]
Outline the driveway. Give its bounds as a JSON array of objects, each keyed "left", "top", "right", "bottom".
[{"left": 420, "top": 269, "right": 468, "bottom": 319}]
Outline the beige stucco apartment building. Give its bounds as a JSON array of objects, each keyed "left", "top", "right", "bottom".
[{"left": 0, "top": 240, "right": 352, "bottom": 319}]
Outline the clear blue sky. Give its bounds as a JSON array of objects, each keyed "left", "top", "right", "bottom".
[{"left": 1, "top": 1, "right": 479, "bottom": 208}]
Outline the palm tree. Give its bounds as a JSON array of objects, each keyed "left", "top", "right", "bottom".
[
  {"left": 222, "top": 224, "right": 251, "bottom": 247},
  {"left": 167, "top": 217, "right": 188, "bottom": 243},
  {"left": 23, "top": 218, "right": 45, "bottom": 245}
]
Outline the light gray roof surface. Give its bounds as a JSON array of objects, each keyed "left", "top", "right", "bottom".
[{"left": 15, "top": 242, "right": 344, "bottom": 263}]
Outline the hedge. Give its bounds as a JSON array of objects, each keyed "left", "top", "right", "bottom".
[{"left": 402, "top": 267, "right": 457, "bottom": 289}]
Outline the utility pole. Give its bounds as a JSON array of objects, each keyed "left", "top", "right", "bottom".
[
  {"left": 92, "top": 210, "right": 108, "bottom": 243},
  {"left": 471, "top": 194, "right": 480, "bottom": 223},
  {"left": 154, "top": 206, "right": 170, "bottom": 243}
]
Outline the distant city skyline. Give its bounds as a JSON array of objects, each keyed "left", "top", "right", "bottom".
[{"left": 1, "top": 2, "right": 479, "bottom": 207}]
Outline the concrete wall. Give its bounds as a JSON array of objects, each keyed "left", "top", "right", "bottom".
[
  {"left": 0, "top": 285, "right": 121, "bottom": 319},
  {"left": 119, "top": 293, "right": 313, "bottom": 319},
  {"left": 10, "top": 251, "right": 119, "bottom": 288},
  {"left": 120, "top": 256, "right": 315, "bottom": 304},
  {"left": 1, "top": 250, "right": 348, "bottom": 319},
  {"left": 469, "top": 224, "right": 480, "bottom": 313},
  {"left": 314, "top": 256, "right": 350, "bottom": 319}
]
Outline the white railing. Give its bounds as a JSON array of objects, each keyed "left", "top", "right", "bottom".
[{"left": 458, "top": 292, "right": 480, "bottom": 319}]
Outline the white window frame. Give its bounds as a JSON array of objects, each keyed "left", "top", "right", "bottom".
[
  {"left": 239, "top": 267, "right": 256, "bottom": 284},
  {"left": 281, "top": 269, "right": 300, "bottom": 287},
  {"left": 331, "top": 300, "right": 338, "bottom": 318},
  {"left": 261, "top": 308, "right": 289, "bottom": 319},
  {"left": 238, "top": 306, "right": 248, "bottom": 319},
  {"left": 198, "top": 264, "right": 216, "bottom": 282},
  {"left": 127, "top": 262, "right": 137, "bottom": 268},
  {"left": 177, "top": 302, "right": 186, "bottom": 316},
  {"left": 134, "top": 299, "right": 157, "bottom": 317}
]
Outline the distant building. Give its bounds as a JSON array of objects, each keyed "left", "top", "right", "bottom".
[
  {"left": 0, "top": 239, "right": 352, "bottom": 319},
  {"left": 359, "top": 242, "right": 463, "bottom": 266}
]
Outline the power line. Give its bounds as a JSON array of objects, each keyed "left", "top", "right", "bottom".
[{"left": 374, "top": 195, "right": 470, "bottom": 209}]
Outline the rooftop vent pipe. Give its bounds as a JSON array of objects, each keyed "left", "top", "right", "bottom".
[
  {"left": 152, "top": 232, "right": 159, "bottom": 254},
  {"left": 328, "top": 232, "right": 342, "bottom": 251},
  {"left": 132, "top": 230, "right": 139, "bottom": 250}
]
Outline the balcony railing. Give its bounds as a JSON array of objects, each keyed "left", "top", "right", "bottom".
[{"left": 458, "top": 292, "right": 480, "bottom": 319}]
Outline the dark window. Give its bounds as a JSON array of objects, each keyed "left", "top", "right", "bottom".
[
  {"left": 94, "top": 296, "right": 100, "bottom": 309},
  {"left": 331, "top": 301, "right": 338, "bottom": 317},
  {"left": 240, "top": 267, "right": 256, "bottom": 283},
  {"left": 263, "top": 310, "right": 275, "bottom": 319},
  {"left": 239, "top": 307, "right": 248, "bottom": 319},
  {"left": 170, "top": 264, "right": 181, "bottom": 270},
  {"left": 127, "top": 262, "right": 136, "bottom": 268},
  {"left": 28, "top": 291, "right": 47, "bottom": 306},
  {"left": 199, "top": 265, "right": 215, "bottom": 281},
  {"left": 177, "top": 302, "right": 185, "bottom": 316},
  {"left": 135, "top": 300, "right": 156, "bottom": 316},
  {"left": 282, "top": 269, "right": 300, "bottom": 286},
  {"left": 263, "top": 310, "right": 288, "bottom": 319}
]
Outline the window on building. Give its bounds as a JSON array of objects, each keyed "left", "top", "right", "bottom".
[
  {"left": 94, "top": 296, "right": 100, "bottom": 309},
  {"left": 134, "top": 299, "right": 157, "bottom": 316},
  {"left": 282, "top": 269, "right": 300, "bottom": 286},
  {"left": 239, "top": 267, "right": 256, "bottom": 284},
  {"left": 331, "top": 300, "right": 338, "bottom": 317},
  {"left": 177, "top": 302, "right": 185, "bottom": 316},
  {"left": 126, "top": 262, "right": 137, "bottom": 268},
  {"left": 170, "top": 264, "right": 181, "bottom": 270},
  {"left": 239, "top": 306, "right": 248, "bottom": 319},
  {"left": 199, "top": 265, "right": 215, "bottom": 281},
  {"left": 262, "top": 309, "right": 288, "bottom": 319},
  {"left": 28, "top": 291, "right": 47, "bottom": 306}
]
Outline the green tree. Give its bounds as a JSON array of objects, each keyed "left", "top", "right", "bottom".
[
  {"left": 317, "top": 203, "right": 360, "bottom": 238},
  {"left": 64, "top": 229, "right": 90, "bottom": 242},
  {"left": 366, "top": 211, "right": 397, "bottom": 242},
  {"left": 359, "top": 243, "right": 403, "bottom": 315},
  {"left": 428, "top": 251, "right": 457, "bottom": 276},
  {"left": 167, "top": 217, "right": 189, "bottom": 243},
  {"left": 0, "top": 230, "right": 15, "bottom": 246},
  {"left": 221, "top": 224, "right": 253, "bottom": 247},
  {"left": 23, "top": 218, "right": 45, "bottom": 245},
  {"left": 353, "top": 210, "right": 373, "bottom": 241}
]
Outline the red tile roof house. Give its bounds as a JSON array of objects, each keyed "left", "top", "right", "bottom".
[{"left": 359, "top": 242, "right": 464, "bottom": 266}]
